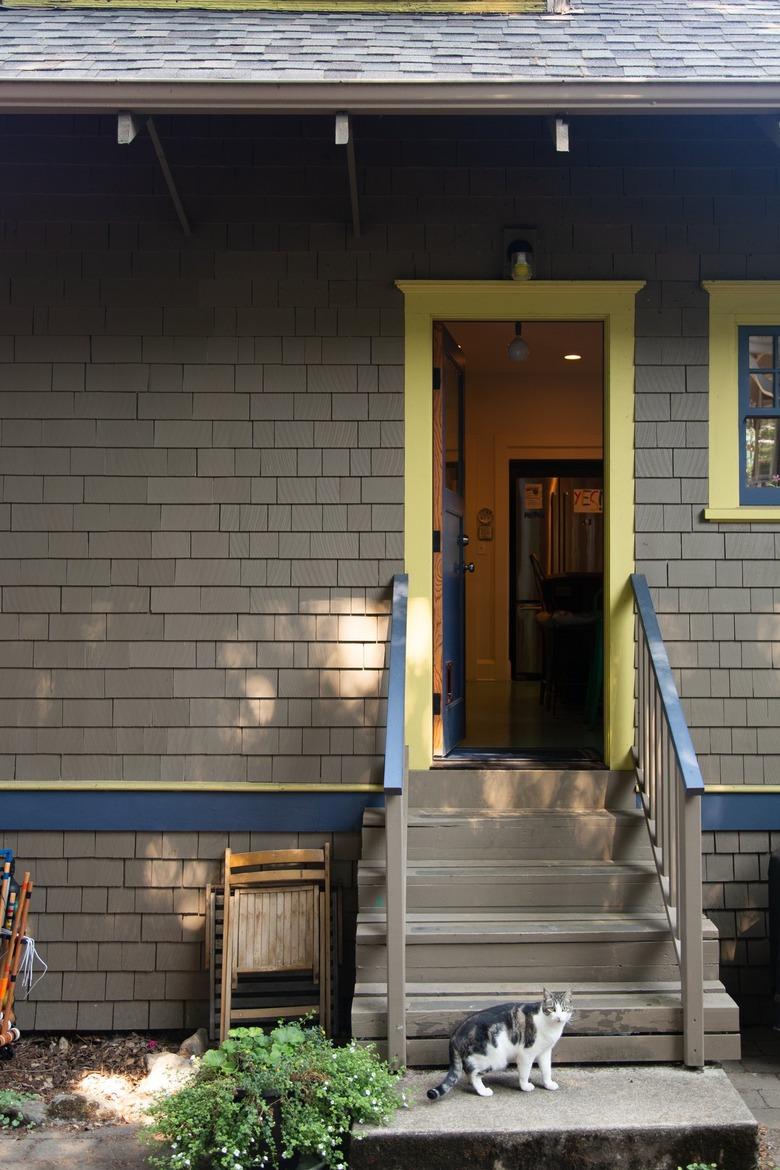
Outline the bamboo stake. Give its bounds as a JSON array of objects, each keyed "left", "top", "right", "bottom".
[
  {"left": 0, "top": 877, "right": 31, "bottom": 1045},
  {"left": 0, "top": 863, "right": 12, "bottom": 931},
  {"left": 0, "top": 876, "right": 28, "bottom": 1029}
]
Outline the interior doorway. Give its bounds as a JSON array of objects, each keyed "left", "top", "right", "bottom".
[{"left": 434, "top": 319, "right": 605, "bottom": 764}]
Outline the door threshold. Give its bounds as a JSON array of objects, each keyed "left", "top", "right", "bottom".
[{"left": 432, "top": 748, "right": 605, "bottom": 770}]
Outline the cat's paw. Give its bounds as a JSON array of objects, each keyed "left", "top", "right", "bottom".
[
  {"left": 474, "top": 1084, "right": 493, "bottom": 1097},
  {"left": 519, "top": 1081, "right": 535, "bottom": 1092},
  {"left": 542, "top": 1080, "right": 559, "bottom": 1091}
]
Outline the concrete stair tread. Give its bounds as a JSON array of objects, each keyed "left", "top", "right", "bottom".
[{"left": 349, "top": 1067, "right": 758, "bottom": 1170}]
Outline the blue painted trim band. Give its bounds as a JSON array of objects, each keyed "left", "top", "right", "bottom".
[
  {"left": 1, "top": 790, "right": 384, "bottom": 832},
  {"left": 6, "top": 788, "right": 779, "bottom": 834},
  {"left": 702, "top": 791, "right": 780, "bottom": 832}
]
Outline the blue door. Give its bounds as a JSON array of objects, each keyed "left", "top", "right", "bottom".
[{"left": 434, "top": 325, "right": 468, "bottom": 755}]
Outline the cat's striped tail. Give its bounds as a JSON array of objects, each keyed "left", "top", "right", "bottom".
[{"left": 426, "top": 1045, "right": 462, "bottom": 1101}]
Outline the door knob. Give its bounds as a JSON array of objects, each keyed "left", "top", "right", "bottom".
[
  {"left": 458, "top": 534, "right": 470, "bottom": 546},
  {"left": 464, "top": 562, "right": 475, "bottom": 573}
]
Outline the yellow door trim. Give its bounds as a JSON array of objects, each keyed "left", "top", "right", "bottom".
[{"left": 397, "top": 279, "right": 644, "bottom": 771}]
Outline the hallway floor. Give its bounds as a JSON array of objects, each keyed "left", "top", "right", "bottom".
[{"left": 461, "top": 680, "right": 602, "bottom": 756}]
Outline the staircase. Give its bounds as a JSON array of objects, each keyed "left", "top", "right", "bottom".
[{"left": 351, "top": 767, "right": 740, "bottom": 1065}]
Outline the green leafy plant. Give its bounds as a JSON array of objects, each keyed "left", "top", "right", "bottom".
[
  {"left": 144, "top": 1021, "right": 403, "bottom": 1170},
  {"left": 677, "top": 1163, "right": 717, "bottom": 1170},
  {"left": 0, "top": 1089, "right": 38, "bottom": 1129}
]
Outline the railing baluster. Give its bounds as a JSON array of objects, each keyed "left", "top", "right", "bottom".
[{"left": 631, "top": 574, "right": 704, "bottom": 1069}]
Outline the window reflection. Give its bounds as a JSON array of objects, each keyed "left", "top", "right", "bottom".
[
  {"left": 745, "top": 417, "right": 780, "bottom": 488},
  {"left": 748, "top": 334, "right": 775, "bottom": 407}
]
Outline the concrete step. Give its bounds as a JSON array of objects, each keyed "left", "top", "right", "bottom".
[
  {"left": 409, "top": 768, "right": 636, "bottom": 811},
  {"left": 350, "top": 1066, "right": 758, "bottom": 1170},
  {"left": 361, "top": 807, "right": 651, "bottom": 862},
  {"left": 358, "top": 858, "right": 665, "bottom": 912}
]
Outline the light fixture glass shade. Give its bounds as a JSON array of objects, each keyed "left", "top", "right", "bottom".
[
  {"left": 508, "top": 322, "right": 529, "bottom": 362},
  {"left": 508, "top": 336, "right": 530, "bottom": 362}
]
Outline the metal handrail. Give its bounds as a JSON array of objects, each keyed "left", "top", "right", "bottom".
[
  {"left": 383, "top": 573, "right": 409, "bottom": 1067},
  {"left": 383, "top": 573, "right": 409, "bottom": 795},
  {"left": 631, "top": 572, "right": 705, "bottom": 1068}
]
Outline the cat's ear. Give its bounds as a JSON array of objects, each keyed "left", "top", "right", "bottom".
[
  {"left": 542, "top": 987, "right": 550, "bottom": 1002},
  {"left": 563, "top": 988, "right": 573, "bottom": 1002}
]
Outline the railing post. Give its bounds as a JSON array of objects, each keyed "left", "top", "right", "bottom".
[
  {"left": 680, "top": 789, "right": 704, "bottom": 1068},
  {"left": 386, "top": 747, "right": 408, "bottom": 1068}
]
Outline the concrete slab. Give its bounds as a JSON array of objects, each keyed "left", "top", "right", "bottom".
[
  {"left": 352, "top": 1065, "right": 760, "bottom": 1170},
  {"left": 0, "top": 1126, "right": 146, "bottom": 1170}
]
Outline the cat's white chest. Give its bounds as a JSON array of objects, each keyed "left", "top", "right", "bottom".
[{"left": 528, "top": 1016, "right": 565, "bottom": 1055}]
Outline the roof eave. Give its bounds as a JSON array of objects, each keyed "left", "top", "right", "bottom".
[{"left": 2, "top": 78, "right": 780, "bottom": 116}]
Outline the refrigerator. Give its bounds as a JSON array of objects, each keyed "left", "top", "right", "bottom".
[{"left": 512, "top": 474, "right": 603, "bottom": 678}]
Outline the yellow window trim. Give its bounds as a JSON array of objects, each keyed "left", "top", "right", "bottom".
[
  {"left": 704, "top": 280, "right": 780, "bottom": 522},
  {"left": 398, "top": 280, "right": 644, "bottom": 772}
]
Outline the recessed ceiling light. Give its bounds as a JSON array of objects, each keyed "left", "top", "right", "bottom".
[{"left": 564, "top": 353, "right": 582, "bottom": 361}]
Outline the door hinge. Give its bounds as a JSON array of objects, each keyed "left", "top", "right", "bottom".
[
  {"left": 433, "top": 366, "right": 441, "bottom": 391},
  {"left": 432, "top": 529, "right": 441, "bottom": 553},
  {"left": 432, "top": 692, "right": 441, "bottom": 716}
]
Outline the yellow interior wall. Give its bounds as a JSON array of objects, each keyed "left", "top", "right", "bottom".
[{"left": 464, "top": 371, "right": 603, "bottom": 681}]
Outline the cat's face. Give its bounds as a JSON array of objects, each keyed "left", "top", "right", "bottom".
[{"left": 542, "top": 987, "right": 574, "bottom": 1025}]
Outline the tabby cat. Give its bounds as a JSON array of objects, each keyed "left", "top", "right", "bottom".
[{"left": 427, "top": 988, "right": 574, "bottom": 1100}]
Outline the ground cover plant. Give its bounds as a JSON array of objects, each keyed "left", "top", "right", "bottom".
[{"left": 144, "top": 1022, "right": 403, "bottom": 1170}]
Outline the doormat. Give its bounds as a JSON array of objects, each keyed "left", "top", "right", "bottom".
[{"left": 435, "top": 748, "right": 604, "bottom": 769}]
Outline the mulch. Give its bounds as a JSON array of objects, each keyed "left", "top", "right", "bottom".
[{"left": 0, "top": 1033, "right": 179, "bottom": 1104}]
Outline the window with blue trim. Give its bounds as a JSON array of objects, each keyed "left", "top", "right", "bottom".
[{"left": 740, "top": 326, "right": 780, "bottom": 503}]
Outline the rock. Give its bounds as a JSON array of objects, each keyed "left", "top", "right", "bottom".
[
  {"left": 57, "top": 1036, "right": 69, "bottom": 1055},
  {"left": 178, "top": 1028, "right": 208, "bottom": 1059},
  {"left": 47, "top": 1092, "right": 98, "bottom": 1121},
  {"left": 18, "top": 1099, "right": 47, "bottom": 1127},
  {"left": 138, "top": 1051, "right": 195, "bottom": 1096},
  {"left": 0, "top": 1097, "right": 46, "bottom": 1128}
]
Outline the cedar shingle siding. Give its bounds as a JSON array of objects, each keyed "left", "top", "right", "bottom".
[{"left": 1, "top": 110, "right": 779, "bottom": 1025}]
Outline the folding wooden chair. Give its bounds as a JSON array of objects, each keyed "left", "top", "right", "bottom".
[{"left": 218, "top": 846, "right": 331, "bottom": 1042}]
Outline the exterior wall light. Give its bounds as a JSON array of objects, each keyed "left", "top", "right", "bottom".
[
  {"left": 564, "top": 353, "right": 582, "bottom": 361},
  {"left": 507, "top": 238, "right": 534, "bottom": 281}
]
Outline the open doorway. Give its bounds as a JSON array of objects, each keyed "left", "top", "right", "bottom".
[{"left": 434, "top": 319, "right": 604, "bottom": 764}]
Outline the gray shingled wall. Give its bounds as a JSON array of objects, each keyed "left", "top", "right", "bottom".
[{"left": 1, "top": 111, "right": 779, "bottom": 1028}]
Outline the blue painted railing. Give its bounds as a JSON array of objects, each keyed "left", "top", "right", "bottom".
[
  {"left": 383, "top": 573, "right": 408, "bottom": 1067},
  {"left": 632, "top": 573, "right": 704, "bottom": 1068},
  {"left": 383, "top": 573, "right": 409, "bottom": 796}
]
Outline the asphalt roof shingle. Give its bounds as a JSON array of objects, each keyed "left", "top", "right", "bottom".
[{"left": 1, "top": 1, "right": 780, "bottom": 84}]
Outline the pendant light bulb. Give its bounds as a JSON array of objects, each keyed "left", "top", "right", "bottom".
[{"left": 508, "top": 321, "right": 530, "bottom": 363}]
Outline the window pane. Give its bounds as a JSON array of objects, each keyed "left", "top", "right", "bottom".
[
  {"left": 749, "top": 371, "right": 775, "bottom": 407},
  {"left": 748, "top": 334, "right": 773, "bottom": 368},
  {"left": 745, "top": 416, "right": 780, "bottom": 489},
  {"left": 748, "top": 334, "right": 775, "bottom": 406}
]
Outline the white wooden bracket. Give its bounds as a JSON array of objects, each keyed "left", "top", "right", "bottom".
[
  {"left": 117, "top": 112, "right": 192, "bottom": 237},
  {"left": 117, "top": 111, "right": 142, "bottom": 145},
  {"left": 553, "top": 116, "right": 570, "bottom": 152},
  {"left": 335, "top": 112, "right": 361, "bottom": 238},
  {"left": 546, "top": 0, "right": 572, "bottom": 12}
]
